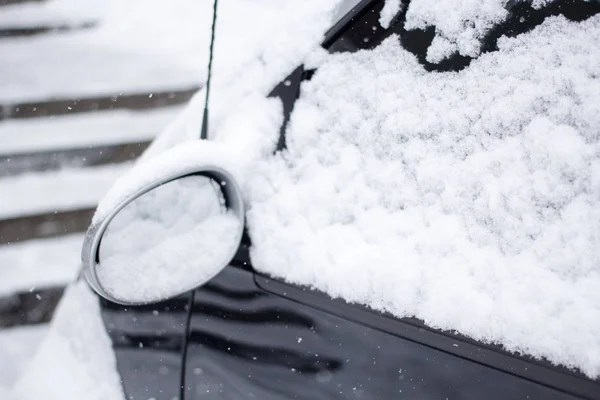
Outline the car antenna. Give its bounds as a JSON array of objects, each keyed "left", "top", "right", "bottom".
[{"left": 200, "top": 0, "right": 219, "bottom": 140}]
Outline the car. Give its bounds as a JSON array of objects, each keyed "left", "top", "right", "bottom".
[{"left": 89, "top": 1, "right": 600, "bottom": 399}]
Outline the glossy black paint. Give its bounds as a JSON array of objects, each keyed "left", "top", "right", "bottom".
[
  {"left": 184, "top": 265, "right": 590, "bottom": 400},
  {"left": 98, "top": 1, "right": 600, "bottom": 399},
  {"left": 256, "top": 275, "right": 600, "bottom": 400},
  {"left": 100, "top": 295, "right": 191, "bottom": 400}
]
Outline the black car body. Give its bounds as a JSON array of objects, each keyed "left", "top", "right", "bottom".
[{"left": 98, "top": 1, "right": 600, "bottom": 399}]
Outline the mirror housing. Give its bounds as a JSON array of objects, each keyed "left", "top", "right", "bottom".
[{"left": 82, "top": 142, "right": 245, "bottom": 305}]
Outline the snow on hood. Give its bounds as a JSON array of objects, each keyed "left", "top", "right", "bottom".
[{"left": 93, "top": 0, "right": 599, "bottom": 380}]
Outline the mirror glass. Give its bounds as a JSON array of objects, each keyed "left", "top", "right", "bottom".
[{"left": 97, "top": 174, "right": 241, "bottom": 304}]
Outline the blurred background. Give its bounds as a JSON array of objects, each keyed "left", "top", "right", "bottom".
[{"left": 0, "top": 0, "right": 207, "bottom": 390}]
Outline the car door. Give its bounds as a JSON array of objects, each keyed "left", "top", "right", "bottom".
[{"left": 183, "top": 260, "right": 599, "bottom": 400}]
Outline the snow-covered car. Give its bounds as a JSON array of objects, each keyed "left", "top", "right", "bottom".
[{"left": 80, "top": 0, "right": 600, "bottom": 399}]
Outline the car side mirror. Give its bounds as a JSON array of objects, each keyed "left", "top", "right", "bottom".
[{"left": 81, "top": 142, "right": 245, "bottom": 305}]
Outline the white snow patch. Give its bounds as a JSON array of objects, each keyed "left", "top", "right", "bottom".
[
  {"left": 247, "top": 15, "right": 600, "bottom": 377},
  {"left": 97, "top": 175, "right": 241, "bottom": 303},
  {"left": 12, "top": 281, "right": 125, "bottom": 400},
  {"left": 0, "top": 234, "right": 83, "bottom": 297},
  {"left": 93, "top": 141, "right": 241, "bottom": 224},
  {"left": 404, "top": 0, "right": 557, "bottom": 60},
  {"left": 0, "top": 325, "right": 48, "bottom": 394},
  {"left": 0, "top": 0, "right": 345, "bottom": 104},
  {"left": 426, "top": 35, "right": 456, "bottom": 63},
  {"left": 380, "top": 0, "right": 402, "bottom": 29}
]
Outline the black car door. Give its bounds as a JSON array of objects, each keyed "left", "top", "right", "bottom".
[{"left": 184, "top": 262, "right": 599, "bottom": 400}]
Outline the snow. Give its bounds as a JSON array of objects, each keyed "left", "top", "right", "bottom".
[
  {"left": 379, "top": 0, "right": 402, "bottom": 28},
  {"left": 0, "top": 164, "right": 129, "bottom": 218},
  {"left": 0, "top": 0, "right": 208, "bottom": 103},
  {"left": 402, "top": 0, "right": 558, "bottom": 61},
  {"left": 0, "top": 0, "right": 342, "bottom": 104},
  {"left": 1, "top": 0, "right": 348, "bottom": 398},
  {"left": 11, "top": 280, "right": 125, "bottom": 400},
  {"left": 93, "top": 141, "right": 243, "bottom": 225},
  {"left": 0, "top": 325, "right": 48, "bottom": 394},
  {"left": 0, "top": 0, "right": 103, "bottom": 29},
  {"left": 0, "top": 106, "right": 181, "bottom": 154},
  {"left": 97, "top": 175, "right": 241, "bottom": 303},
  {"left": 6, "top": 1, "right": 597, "bottom": 399},
  {"left": 91, "top": 0, "right": 600, "bottom": 378},
  {"left": 0, "top": 234, "right": 83, "bottom": 297},
  {"left": 247, "top": 15, "right": 600, "bottom": 377}
]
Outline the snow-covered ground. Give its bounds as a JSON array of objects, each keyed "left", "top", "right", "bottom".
[
  {"left": 0, "top": 325, "right": 48, "bottom": 393},
  {"left": 0, "top": 0, "right": 208, "bottom": 102}
]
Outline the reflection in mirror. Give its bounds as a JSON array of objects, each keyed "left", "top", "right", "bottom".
[{"left": 97, "top": 175, "right": 241, "bottom": 304}]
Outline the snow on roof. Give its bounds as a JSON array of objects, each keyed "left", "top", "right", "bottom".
[{"left": 248, "top": 14, "right": 600, "bottom": 377}]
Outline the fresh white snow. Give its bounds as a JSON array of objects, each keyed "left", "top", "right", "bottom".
[
  {"left": 401, "top": 0, "right": 557, "bottom": 61},
  {"left": 98, "top": 174, "right": 241, "bottom": 303},
  {"left": 1, "top": 0, "right": 351, "bottom": 399},
  {"left": 132, "top": 3, "right": 600, "bottom": 379},
  {"left": 0, "top": 325, "right": 48, "bottom": 394},
  {"left": 94, "top": 0, "right": 600, "bottom": 378},
  {"left": 0, "top": 106, "right": 181, "bottom": 155},
  {"left": 11, "top": 280, "right": 125, "bottom": 400},
  {"left": 0, "top": 163, "right": 129, "bottom": 218},
  {"left": 379, "top": 0, "right": 402, "bottom": 28},
  {"left": 5, "top": 1, "right": 598, "bottom": 399},
  {"left": 247, "top": 15, "right": 600, "bottom": 377},
  {"left": 0, "top": 0, "right": 208, "bottom": 103},
  {"left": 0, "top": 234, "right": 83, "bottom": 297},
  {"left": 93, "top": 141, "right": 245, "bottom": 224},
  {"left": 0, "top": 0, "right": 341, "bottom": 104}
]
